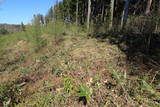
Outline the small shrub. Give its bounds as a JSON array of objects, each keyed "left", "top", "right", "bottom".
[
  {"left": 0, "top": 27, "right": 8, "bottom": 35},
  {"left": 26, "top": 18, "right": 47, "bottom": 52},
  {"left": 31, "top": 24, "right": 46, "bottom": 51}
]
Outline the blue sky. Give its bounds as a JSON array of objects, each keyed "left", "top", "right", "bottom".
[{"left": 0, "top": 0, "right": 60, "bottom": 24}]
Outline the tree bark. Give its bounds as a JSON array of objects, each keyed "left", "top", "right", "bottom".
[
  {"left": 101, "top": 1, "right": 105, "bottom": 22},
  {"left": 76, "top": 0, "right": 79, "bottom": 25},
  {"left": 87, "top": 0, "right": 91, "bottom": 29},
  {"left": 109, "top": 0, "right": 115, "bottom": 29},
  {"left": 121, "top": 0, "right": 129, "bottom": 29},
  {"left": 145, "top": 0, "right": 153, "bottom": 15}
]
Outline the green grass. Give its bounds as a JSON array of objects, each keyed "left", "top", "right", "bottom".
[
  {"left": 63, "top": 77, "right": 76, "bottom": 94},
  {"left": 0, "top": 32, "right": 26, "bottom": 56}
]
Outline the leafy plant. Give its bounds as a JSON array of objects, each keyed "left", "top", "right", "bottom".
[
  {"left": 63, "top": 78, "right": 75, "bottom": 94},
  {"left": 77, "top": 84, "right": 92, "bottom": 105}
]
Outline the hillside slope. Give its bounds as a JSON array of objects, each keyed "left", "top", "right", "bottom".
[
  {"left": 0, "top": 31, "right": 160, "bottom": 107},
  {"left": 0, "top": 24, "right": 21, "bottom": 33}
]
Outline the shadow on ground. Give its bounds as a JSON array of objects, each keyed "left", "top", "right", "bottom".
[{"left": 89, "top": 30, "right": 160, "bottom": 81}]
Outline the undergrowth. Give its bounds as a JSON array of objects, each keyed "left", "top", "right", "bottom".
[{"left": 0, "top": 21, "right": 159, "bottom": 107}]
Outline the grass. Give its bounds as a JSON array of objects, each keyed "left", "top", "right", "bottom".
[
  {"left": 0, "top": 32, "right": 26, "bottom": 56},
  {"left": 111, "top": 70, "right": 126, "bottom": 85},
  {"left": 0, "top": 21, "right": 159, "bottom": 107},
  {"left": 20, "top": 67, "right": 30, "bottom": 74},
  {"left": 50, "top": 67, "right": 61, "bottom": 76}
]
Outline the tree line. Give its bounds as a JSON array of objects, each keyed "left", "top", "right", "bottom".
[{"left": 33, "top": 0, "right": 160, "bottom": 32}]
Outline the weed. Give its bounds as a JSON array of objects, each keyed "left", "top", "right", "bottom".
[
  {"left": 50, "top": 67, "right": 61, "bottom": 76},
  {"left": 20, "top": 67, "right": 30, "bottom": 73},
  {"left": 63, "top": 78, "right": 75, "bottom": 94},
  {"left": 111, "top": 70, "right": 126, "bottom": 85},
  {"left": 40, "top": 94, "right": 55, "bottom": 107},
  {"left": 77, "top": 84, "right": 92, "bottom": 105},
  {"left": 26, "top": 92, "right": 55, "bottom": 107}
]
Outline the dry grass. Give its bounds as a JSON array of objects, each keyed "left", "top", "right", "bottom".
[{"left": 0, "top": 30, "right": 160, "bottom": 107}]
